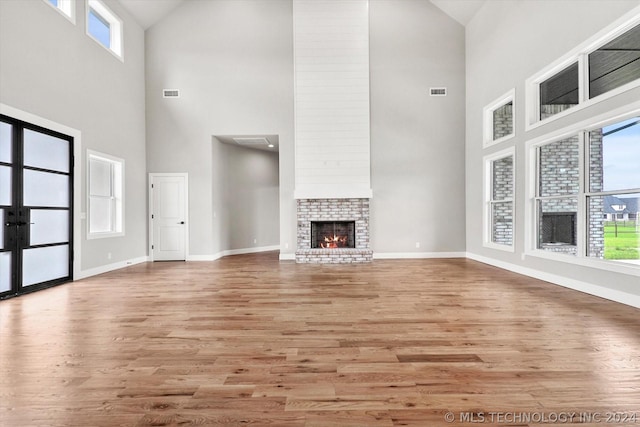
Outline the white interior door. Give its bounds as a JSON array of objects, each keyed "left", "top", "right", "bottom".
[{"left": 150, "top": 174, "right": 187, "bottom": 261}]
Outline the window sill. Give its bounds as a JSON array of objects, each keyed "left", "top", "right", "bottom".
[
  {"left": 524, "top": 249, "right": 640, "bottom": 277},
  {"left": 87, "top": 231, "right": 124, "bottom": 240},
  {"left": 483, "top": 242, "right": 515, "bottom": 253}
]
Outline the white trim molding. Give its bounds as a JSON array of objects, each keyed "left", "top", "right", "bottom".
[
  {"left": 188, "top": 245, "right": 281, "bottom": 262},
  {"left": 467, "top": 252, "right": 640, "bottom": 309},
  {"left": 373, "top": 252, "right": 466, "bottom": 259},
  {"left": 76, "top": 256, "right": 148, "bottom": 280}
]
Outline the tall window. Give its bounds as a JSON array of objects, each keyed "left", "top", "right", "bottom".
[
  {"left": 587, "top": 118, "right": 640, "bottom": 261},
  {"left": 484, "top": 148, "right": 515, "bottom": 250},
  {"left": 86, "top": 0, "right": 123, "bottom": 60},
  {"left": 528, "top": 113, "right": 640, "bottom": 268},
  {"left": 535, "top": 136, "right": 580, "bottom": 255},
  {"left": 88, "top": 151, "right": 124, "bottom": 238}
]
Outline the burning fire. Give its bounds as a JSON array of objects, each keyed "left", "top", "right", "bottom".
[{"left": 321, "top": 234, "right": 347, "bottom": 249}]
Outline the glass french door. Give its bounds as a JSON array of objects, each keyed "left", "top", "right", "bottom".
[{"left": 0, "top": 115, "right": 73, "bottom": 299}]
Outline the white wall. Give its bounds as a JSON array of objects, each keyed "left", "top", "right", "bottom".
[
  {"left": 466, "top": 0, "right": 640, "bottom": 302},
  {"left": 145, "top": 0, "right": 467, "bottom": 259},
  {"left": 294, "top": 0, "right": 371, "bottom": 199},
  {"left": 0, "top": 0, "right": 147, "bottom": 272},
  {"left": 145, "top": 0, "right": 295, "bottom": 258},
  {"left": 369, "top": 0, "right": 467, "bottom": 255}
]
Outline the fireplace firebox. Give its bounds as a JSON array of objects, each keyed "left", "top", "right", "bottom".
[
  {"left": 311, "top": 221, "right": 355, "bottom": 249},
  {"left": 541, "top": 212, "right": 576, "bottom": 245}
]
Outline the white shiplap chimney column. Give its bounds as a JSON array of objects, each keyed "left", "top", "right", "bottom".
[{"left": 293, "top": 0, "right": 372, "bottom": 199}]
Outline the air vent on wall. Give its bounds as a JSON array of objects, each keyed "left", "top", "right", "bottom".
[
  {"left": 430, "top": 87, "right": 447, "bottom": 96},
  {"left": 163, "top": 89, "right": 180, "bottom": 98},
  {"left": 232, "top": 137, "right": 269, "bottom": 146}
]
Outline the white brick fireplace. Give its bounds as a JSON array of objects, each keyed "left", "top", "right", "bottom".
[
  {"left": 296, "top": 198, "right": 372, "bottom": 263},
  {"left": 293, "top": 0, "right": 373, "bottom": 263}
]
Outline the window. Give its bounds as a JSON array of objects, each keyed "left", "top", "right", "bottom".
[
  {"left": 86, "top": 0, "right": 123, "bottom": 60},
  {"left": 527, "top": 107, "right": 640, "bottom": 272},
  {"left": 526, "top": 8, "right": 640, "bottom": 129},
  {"left": 43, "top": 0, "right": 75, "bottom": 23},
  {"left": 484, "top": 148, "right": 515, "bottom": 251},
  {"left": 586, "top": 117, "right": 640, "bottom": 261},
  {"left": 539, "top": 62, "right": 579, "bottom": 120},
  {"left": 88, "top": 151, "right": 123, "bottom": 238},
  {"left": 535, "top": 136, "right": 580, "bottom": 255},
  {"left": 483, "top": 89, "right": 515, "bottom": 147},
  {"left": 589, "top": 23, "right": 640, "bottom": 99}
]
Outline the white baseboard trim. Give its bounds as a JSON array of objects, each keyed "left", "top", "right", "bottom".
[
  {"left": 373, "top": 251, "right": 467, "bottom": 259},
  {"left": 466, "top": 252, "right": 640, "bottom": 309},
  {"left": 279, "top": 253, "right": 296, "bottom": 261},
  {"left": 187, "top": 245, "right": 280, "bottom": 262},
  {"left": 224, "top": 245, "right": 280, "bottom": 256},
  {"left": 76, "top": 256, "right": 149, "bottom": 280},
  {"left": 186, "top": 254, "right": 218, "bottom": 261}
]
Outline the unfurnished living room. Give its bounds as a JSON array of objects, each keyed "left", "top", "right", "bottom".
[{"left": 1, "top": 0, "right": 640, "bottom": 425}]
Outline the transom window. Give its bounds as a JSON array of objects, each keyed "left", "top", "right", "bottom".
[
  {"left": 483, "top": 89, "right": 515, "bottom": 147},
  {"left": 43, "top": 0, "right": 75, "bottom": 23},
  {"left": 539, "top": 62, "right": 579, "bottom": 121},
  {"left": 527, "top": 11, "right": 640, "bottom": 128},
  {"left": 85, "top": 0, "right": 123, "bottom": 60}
]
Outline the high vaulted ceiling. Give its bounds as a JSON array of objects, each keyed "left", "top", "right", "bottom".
[
  {"left": 117, "top": 0, "right": 485, "bottom": 30},
  {"left": 118, "top": 0, "right": 184, "bottom": 29}
]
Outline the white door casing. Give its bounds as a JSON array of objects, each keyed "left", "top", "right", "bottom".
[{"left": 149, "top": 174, "right": 188, "bottom": 261}]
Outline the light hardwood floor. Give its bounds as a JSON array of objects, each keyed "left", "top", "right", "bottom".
[{"left": 1, "top": 252, "right": 639, "bottom": 426}]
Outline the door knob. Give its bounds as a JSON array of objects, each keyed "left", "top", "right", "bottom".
[{"left": 179, "top": 221, "right": 185, "bottom": 224}]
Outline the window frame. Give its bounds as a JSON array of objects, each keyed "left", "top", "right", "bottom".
[
  {"left": 483, "top": 146, "right": 516, "bottom": 252},
  {"left": 525, "top": 6, "right": 640, "bottom": 131},
  {"left": 525, "top": 100, "right": 640, "bottom": 277},
  {"left": 483, "top": 89, "right": 516, "bottom": 148},
  {"left": 87, "top": 150, "right": 124, "bottom": 239},
  {"left": 85, "top": 0, "right": 124, "bottom": 61},
  {"left": 42, "top": 0, "right": 75, "bottom": 24}
]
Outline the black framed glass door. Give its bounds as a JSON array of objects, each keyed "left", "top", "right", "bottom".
[{"left": 0, "top": 115, "right": 73, "bottom": 299}]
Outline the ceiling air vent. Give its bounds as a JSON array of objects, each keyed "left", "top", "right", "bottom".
[
  {"left": 430, "top": 87, "right": 447, "bottom": 96},
  {"left": 163, "top": 89, "right": 180, "bottom": 98},
  {"left": 232, "top": 137, "right": 269, "bottom": 146}
]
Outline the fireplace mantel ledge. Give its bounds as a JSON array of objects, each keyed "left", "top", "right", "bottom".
[{"left": 294, "top": 188, "right": 373, "bottom": 200}]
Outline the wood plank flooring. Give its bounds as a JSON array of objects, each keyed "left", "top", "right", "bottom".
[{"left": 1, "top": 252, "right": 639, "bottom": 426}]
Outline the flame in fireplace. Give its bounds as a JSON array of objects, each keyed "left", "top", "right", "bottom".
[{"left": 321, "top": 234, "right": 347, "bottom": 249}]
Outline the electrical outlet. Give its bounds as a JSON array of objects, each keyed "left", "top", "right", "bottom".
[
  {"left": 253, "top": 239, "right": 257, "bottom": 244},
  {"left": 285, "top": 243, "right": 289, "bottom": 249},
  {"left": 107, "top": 252, "right": 112, "bottom": 260},
  {"left": 415, "top": 242, "right": 420, "bottom": 248}
]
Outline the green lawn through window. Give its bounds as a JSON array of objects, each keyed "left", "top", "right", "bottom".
[{"left": 604, "top": 221, "right": 640, "bottom": 260}]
